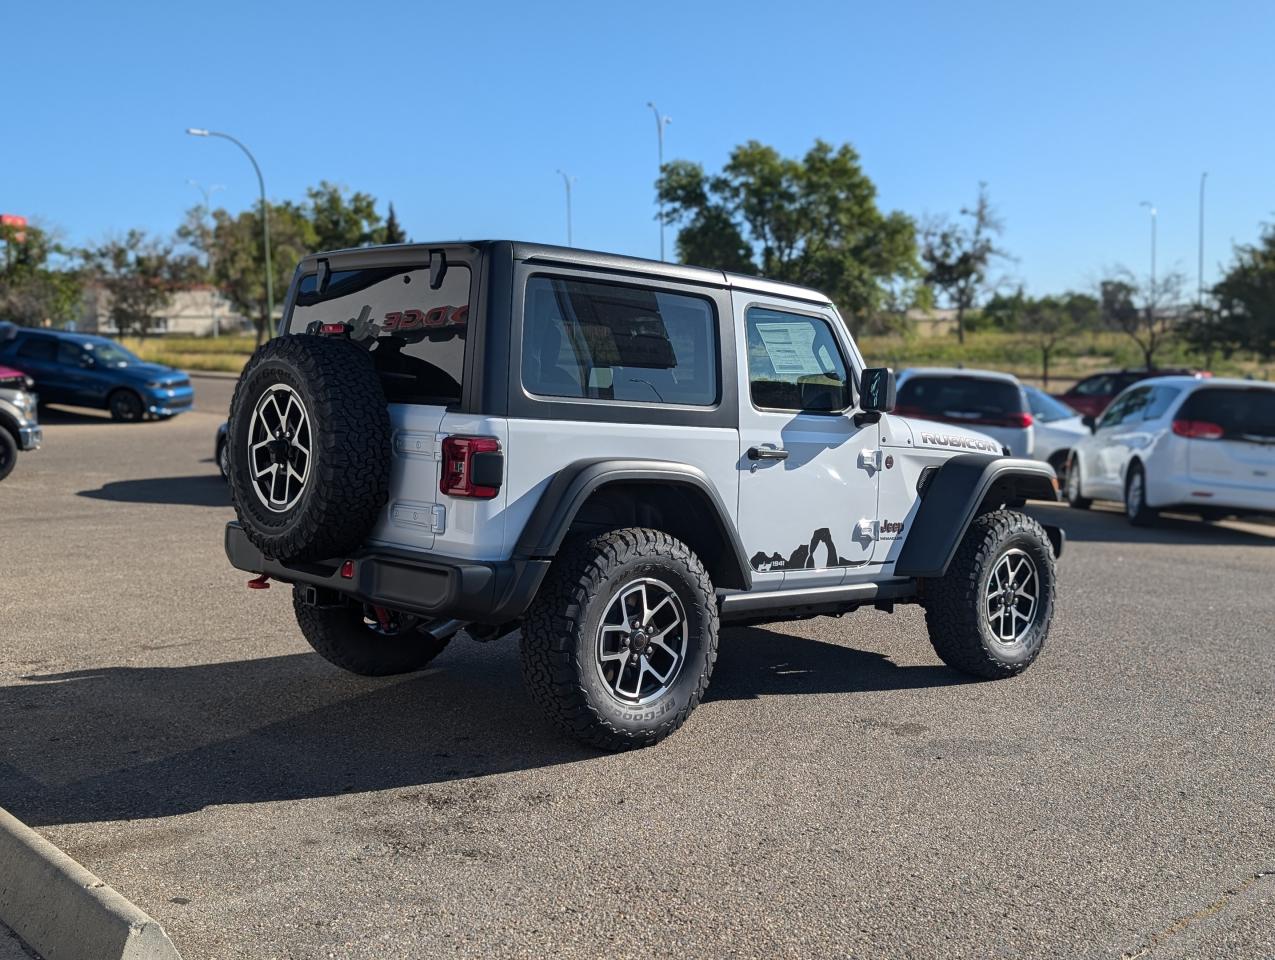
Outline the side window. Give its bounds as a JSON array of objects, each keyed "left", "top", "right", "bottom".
[
  {"left": 1099, "top": 387, "right": 1151, "bottom": 428},
  {"left": 745, "top": 307, "right": 851, "bottom": 413},
  {"left": 56, "top": 342, "right": 82, "bottom": 365},
  {"left": 1142, "top": 386, "right": 1181, "bottom": 420},
  {"left": 16, "top": 337, "right": 56, "bottom": 362},
  {"left": 1074, "top": 374, "right": 1115, "bottom": 397},
  {"left": 521, "top": 275, "right": 718, "bottom": 406}
]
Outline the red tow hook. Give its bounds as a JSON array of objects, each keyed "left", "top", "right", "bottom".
[
  {"left": 247, "top": 574, "right": 271, "bottom": 590},
  {"left": 373, "top": 604, "right": 392, "bottom": 631}
]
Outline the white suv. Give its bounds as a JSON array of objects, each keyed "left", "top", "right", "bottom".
[{"left": 1066, "top": 376, "right": 1275, "bottom": 525}]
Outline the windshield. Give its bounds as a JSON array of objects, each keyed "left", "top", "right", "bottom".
[
  {"left": 1025, "top": 387, "right": 1078, "bottom": 422},
  {"left": 84, "top": 340, "right": 140, "bottom": 366},
  {"left": 1176, "top": 387, "right": 1275, "bottom": 442},
  {"left": 897, "top": 375, "right": 1024, "bottom": 418}
]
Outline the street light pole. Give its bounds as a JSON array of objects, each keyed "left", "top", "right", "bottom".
[
  {"left": 1198, "top": 172, "right": 1208, "bottom": 304},
  {"left": 187, "top": 179, "right": 224, "bottom": 338},
  {"left": 646, "top": 102, "right": 671, "bottom": 261},
  {"left": 556, "top": 170, "right": 576, "bottom": 247},
  {"left": 1139, "top": 200, "right": 1157, "bottom": 302},
  {"left": 186, "top": 128, "right": 274, "bottom": 340}
]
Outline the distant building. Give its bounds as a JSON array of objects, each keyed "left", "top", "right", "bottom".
[
  {"left": 902, "top": 307, "right": 960, "bottom": 338},
  {"left": 77, "top": 283, "right": 248, "bottom": 336}
]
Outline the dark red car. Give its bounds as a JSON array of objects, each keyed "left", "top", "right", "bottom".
[{"left": 1054, "top": 368, "right": 1208, "bottom": 418}]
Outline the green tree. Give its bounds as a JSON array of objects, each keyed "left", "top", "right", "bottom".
[
  {"left": 0, "top": 221, "right": 83, "bottom": 327},
  {"left": 657, "top": 140, "right": 921, "bottom": 325},
  {"left": 1020, "top": 292, "right": 1098, "bottom": 386},
  {"left": 307, "top": 181, "right": 384, "bottom": 251},
  {"left": 383, "top": 203, "right": 408, "bottom": 244},
  {"left": 85, "top": 230, "right": 195, "bottom": 338},
  {"left": 921, "top": 183, "right": 1007, "bottom": 344},
  {"left": 1210, "top": 224, "right": 1275, "bottom": 361}
]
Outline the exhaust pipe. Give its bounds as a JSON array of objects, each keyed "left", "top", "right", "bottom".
[{"left": 420, "top": 618, "right": 466, "bottom": 642}]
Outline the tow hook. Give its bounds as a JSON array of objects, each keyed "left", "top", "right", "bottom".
[
  {"left": 373, "top": 605, "right": 393, "bottom": 631},
  {"left": 247, "top": 574, "right": 271, "bottom": 590}
]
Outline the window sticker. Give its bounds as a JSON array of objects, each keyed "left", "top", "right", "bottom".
[{"left": 754, "top": 322, "right": 824, "bottom": 377}]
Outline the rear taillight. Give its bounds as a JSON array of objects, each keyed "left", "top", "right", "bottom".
[
  {"left": 440, "top": 436, "right": 502, "bottom": 499},
  {"left": 1172, "top": 419, "right": 1224, "bottom": 440},
  {"left": 1005, "top": 411, "right": 1033, "bottom": 429}
]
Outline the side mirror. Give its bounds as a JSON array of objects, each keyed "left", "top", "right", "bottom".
[
  {"left": 1082, "top": 414, "right": 1096, "bottom": 432},
  {"left": 856, "top": 367, "right": 896, "bottom": 425}
]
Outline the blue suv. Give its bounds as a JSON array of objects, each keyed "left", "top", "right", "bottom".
[{"left": 0, "top": 326, "right": 194, "bottom": 421}]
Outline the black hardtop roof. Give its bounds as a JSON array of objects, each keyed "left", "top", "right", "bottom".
[{"left": 296, "top": 240, "right": 834, "bottom": 306}]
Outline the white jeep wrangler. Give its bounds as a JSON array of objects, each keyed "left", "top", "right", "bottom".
[{"left": 225, "top": 241, "right": 1063, "bottom": 750}]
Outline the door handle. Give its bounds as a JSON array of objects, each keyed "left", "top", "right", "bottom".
[{"left": 747, "top": 445, "right": 789, "bottom": 461}]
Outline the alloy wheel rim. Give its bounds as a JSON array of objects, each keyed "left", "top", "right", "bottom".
[
  {"left": 247, "top": 384, "right": 312, "bottom": 513},
  {"left": 984, "top": 548, "right": 1039, "bottom": 644},
  {"left": 1067, "top": 464, "right": 1079, "bottom": 500},
  {"left": 595, "top": 577, "right": 688, "bottom": 705}
]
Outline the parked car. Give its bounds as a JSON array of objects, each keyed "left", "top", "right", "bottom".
[
  {"left": 215, "top": 421, "right": 229, "bottom": 479},
  {"left": 222, "top": 240, "right": 1064, "bottom": 751},
  {"left": 1066, "top": 376, "right": 1275, "bottom": 525},
  {"left": 894, "top": 367, "right": 1033, "bottom": 457},
  {"left": 1022, "top": 386, "right": 1089, "bottom": 484},
  {"left": 1054, "top": 368, "right": 1206, "bottom": 419},
  {"left": 0, "top": 364, "right": 42, "bottom": 481},
  {"left": 0, "top": 324, "right": 194, "bottom": 421}
]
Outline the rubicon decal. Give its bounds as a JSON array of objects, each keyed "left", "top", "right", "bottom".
[{"left": 919, "top": 432, "right": 1001, "bottom": 453}]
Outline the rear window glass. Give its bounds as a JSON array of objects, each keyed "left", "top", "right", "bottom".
[
  {"left": 1176, "top": 388, "right": 1275, "bottom": 441},
  {"left": 522, "top": 275, "right": 718, "bottom": 406},
  {"left": 1025, "top": 388, "right": 1077, "bottom": 422},
  {"left": 897, "top": 376, "right": 1023, "bottom": 418},
  {"left": 289, "top": 263, "right": 470, "bottom": 405}
]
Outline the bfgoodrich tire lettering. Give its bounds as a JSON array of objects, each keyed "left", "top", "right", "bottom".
[
  {"left": 923, "top": 509, "right": 1056, "bottom": 679},
  {"left": 227, "top": 335, "right": 391, "bottom": 562},
  {"left": 520, "top": 527, "right": 718, "bottom": 751}
]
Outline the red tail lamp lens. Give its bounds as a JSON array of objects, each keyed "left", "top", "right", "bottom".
[
  {"left": 1172, "top": 420, "right": 1224, "bottom": 440},
  {"left": 340, "top": 560, "right": 355, "bottom": 579},
  {"left": 440, "top": 436, "right": 502, "bottom": 499}
]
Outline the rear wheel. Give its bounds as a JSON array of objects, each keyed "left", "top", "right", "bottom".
[
  {"left": 924, "top": 510, "right": 1056, "bottom": 679},
  {"left": 520, "top": 528, "right": 718, "bottom": 751},
  {"left": 0, "top": 430, "right": 17, "bottom": 481},
  {"left": 292, "top": 588, "right": 454, "bottom": 676},
  {"left": 1124, "top": 462, "right": 1158, "bottom": 527},
  {"left": 108, "top": 389, "right": 144, "bottom": 422}
]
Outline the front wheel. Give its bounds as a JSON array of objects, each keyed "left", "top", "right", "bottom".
[
  {"left": 520, "top": 528, "right": 718, "bottom": 751},
  {"left": 923, "top": 510, "right": 1057, "bottom": 679},
  {"left": 0, "top": 430, "right": 17, "bottom": 481},
  {"left": 109, "top": 389, "right": 144, "bottom": 422},
  {"left": 1065, "top": 454, "right": 1091, "bottom": 510},
  {"left": 292, "top": 589, "right": 454, "bottom": 676}
]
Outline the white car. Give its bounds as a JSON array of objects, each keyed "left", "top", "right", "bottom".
[
  {"left": 895, "top": 367, "right": 1033, "bottom": 457},
  {"left": 1023, "top": 386, "right": 1090, "bottom": 483},
  {"left": 1066, "top": 376, "right": 1275, "bottom": 525}
]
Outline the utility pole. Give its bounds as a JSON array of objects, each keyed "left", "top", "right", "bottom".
[
  {"left": 556, "top": 170, "right": 576, "bottom": 247},
  {"left": 186, "top": 128, "right": 274, "bottom": 341},
  {"left": 1140, "top": 200, "right": 1157, "bottom": 304},
  {"left": 1198, "top": 172, "right": 1208, "bottom": 303},
  {"left": 646, "top": 102, "right": 671, "bottom": 261},
  {"left": 187, "top": 179, "right": 224, "bottom": 338}
]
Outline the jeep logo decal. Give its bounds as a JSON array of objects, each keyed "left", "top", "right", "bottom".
[{"left": 919, "top": 432, "right": 1001, "bottom": 453}]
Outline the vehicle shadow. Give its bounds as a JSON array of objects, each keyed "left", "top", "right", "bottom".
[
  {"left": 1, "top": 628, "right": 964, "bottom": 826},
  {"left": 36, "top": 405, "right": 113, "bottom": 425},
  {"left": 1027, "top": 502, "right": 1275, "bottom": 547},
  {"left": 77, "top": 474, "right": 230, "bottom": 507}
]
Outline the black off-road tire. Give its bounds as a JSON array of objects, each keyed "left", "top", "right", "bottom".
[
  {"left": 520, "top": 528, "right": 718, "bottom": 751},
  {"left": 1065, "top": 453, "right": 1092, "bottom": 510},
  {"left": 923, "top": 509, "right": 1056, "bottom": 679},
  {"left": 108, "top": 389, "right": 144, "bottom": 422},
  {"left": 0, "top": 429, "right": 17, "bottom": 481},
  {"left": 292, "top": 588, "right": 453, "bottom": 677},
  {"left": 1124, "top": 461, "right": 1158, "bottom": 527},
  {"left": 228, "top": 335, "right": 391, "bottom": 562}
]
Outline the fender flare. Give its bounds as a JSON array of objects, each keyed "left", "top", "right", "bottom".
[
  {"left": 513, "top": 458, "right": 753, "bottom": 590},
  {"left": 893, "top": 454, "right": 1060, "bottom": 579}
]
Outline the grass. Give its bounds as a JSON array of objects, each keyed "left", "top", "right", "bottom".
[{"left": 120, "top": 330, "right": 1275, "bottom": 388}]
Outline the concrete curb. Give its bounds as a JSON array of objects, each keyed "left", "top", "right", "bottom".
[{"left": 0, "top": 807, "right": 182, "bottom": 960}]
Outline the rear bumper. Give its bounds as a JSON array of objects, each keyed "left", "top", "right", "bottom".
[
  {"left": 224, "top": 522, "right": 549, "bottom": 624},
  {"left": 1151, "top": 474, "right": 1275, "bottom": 514}
]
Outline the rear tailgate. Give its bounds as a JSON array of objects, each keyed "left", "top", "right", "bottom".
[{"left": 1181, "top": 387, "right": 1275, "bottom": 493}]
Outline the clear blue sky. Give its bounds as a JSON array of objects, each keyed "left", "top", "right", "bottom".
[{"left": 4, "top": 0, "right": 1272, "bottom": 297}]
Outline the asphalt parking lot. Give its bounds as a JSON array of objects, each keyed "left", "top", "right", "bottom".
[{"left": 2, "top": 374, "right": 1273, "bottom": 960}]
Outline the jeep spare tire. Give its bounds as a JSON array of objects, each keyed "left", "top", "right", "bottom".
[{"left": 227, "top": 334, "right": 391, "bottom": 563}]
